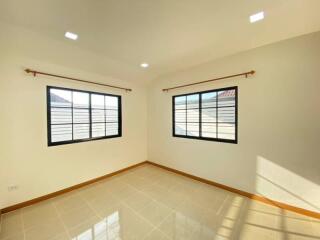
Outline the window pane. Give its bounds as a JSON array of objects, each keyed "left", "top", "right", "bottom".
[
  {"left": 202, "top": 108, "right": 216, "bottom": 123},
  {"left": 187, "top": 94, "right": 199, "bottom": 109},
  {"left": 172, "top": 87, "right": 236, "bottom": 143},
  {"left": 218, "top": 107, "right": 235, "bottom": 123},
  {"left": 73, "top": 91, "right": 89, "bottom": 108},
  {"left": 218, "top": 123, "right": 235, "bottom": 140},
  {"left": 106, "top": 123, "right": 118, "bottom": 136},
  {"left": 51, "top": 125, "right": 72, "bottom": 142},
  {"left": 73, "top": 124, "right": 90, "bottom": 139},
  {"left": 218, "top": 89, "right": 236, "bottom": 107},
  {"left": 48, "top": 87, "right": 121, "bottom": 145},
  {"left": 201, "top": 92, "right": 216, "bottom": 108},
  {"left": 175, "top": 122, "right": 186, "bottom": 135},
  {"left": 91, "top": 94, "right": 105, "bottom": 109},
  {"left": 51, "top": 108, "right": 72, "bottom": 124},
  {"left": 175, "top": 96, "right": 186, "bottom": 109},
  {"left": 50, "top": 89, "right": 71, "bottom": 107},
  {"left": 105, "top": 96, "right": 118, "bottom": 110},
  {"left": 175, "top": 110, "right": 186, "bottom": 122},
  {"left": 92, "top": 123, "right": 105, "bottom": 138},
  {"left": 187, "top": 109, "right": 199, "bottom": 122},
  {"left": 106, "top": 110, "right": 118, "bottom": 122},
  {"left": 187, "top": 123, "right": 199, "bottom": 137},
  {"left": 92, "top": 109, "right": 105, "bottom": 123},
  {"left": 202, "top": 123, "right": 217, "bottom": 138},
  {"left": 73, "top": 109, "right": 89, "bottom": 123}
]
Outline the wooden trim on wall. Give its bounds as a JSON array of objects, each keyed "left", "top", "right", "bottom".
[
  {"left": 1, "top": 161, "right": 147, "bottom": 214},
  {"left": 146, "top": 161, "right": 320, "bottom": 219},
  {"left": 2, "top": 160, "right": 319, "bottom": 220}
]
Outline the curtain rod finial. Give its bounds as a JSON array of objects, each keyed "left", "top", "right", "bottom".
[{"left": 25, "top": 68, "right": 36, "bottom": 76}]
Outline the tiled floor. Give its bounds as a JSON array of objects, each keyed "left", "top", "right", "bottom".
[{"left": 1, "top": 164, "right": 319, "bottom": 240}]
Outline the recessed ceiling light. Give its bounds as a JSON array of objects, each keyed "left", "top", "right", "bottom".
[
  {"left": 140, "top": 63, "right": 149, "bottom": 68},
  {"left": 250, "top": 11, "right": 264, "bottom": 23},
  {"left": 65, "top": 32, "right": 78, "bottom": 40}
]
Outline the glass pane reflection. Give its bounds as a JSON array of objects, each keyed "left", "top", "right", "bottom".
[{"left": 72, "top": 211, "right": 120, "bottom": 240}]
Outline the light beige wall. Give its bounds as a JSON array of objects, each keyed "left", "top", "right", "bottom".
[
  {"left": 147, "top": 31, "right": 320, "bottom": 212},
  {"left": 0, "top": 25, "right": 148, "bottom": 209}
]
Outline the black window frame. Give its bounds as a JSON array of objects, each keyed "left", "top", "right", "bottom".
[
  {"left": 172, "top": 86, "right": 238, "bottom": 144},
  {"left": 47, "top": 86, "right": 122, "bottom": 146}
]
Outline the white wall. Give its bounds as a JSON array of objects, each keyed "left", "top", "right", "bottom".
[
  {"left": 147, "top": 31, "right": 320, "bottom": 212},
  {"left": 0, "top": 24, "right": 148, "bottom": 209}
]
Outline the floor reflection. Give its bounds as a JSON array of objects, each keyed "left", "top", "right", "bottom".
[
  {"left": 72, "top": 211, "right": 120, "bottom": 240},
  {"left": 1, "top": 164, "right": 319, "bottom": 240}
]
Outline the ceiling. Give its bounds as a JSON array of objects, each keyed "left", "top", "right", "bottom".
[{"left": 1, "top": 0, "right": 320, "bottom": 83}]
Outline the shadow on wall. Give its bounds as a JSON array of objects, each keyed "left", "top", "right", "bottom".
[{"left": 256, "top": 156, "right": 320, "bottom": 213}]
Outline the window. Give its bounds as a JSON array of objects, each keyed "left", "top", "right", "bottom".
[
  {"left": 173, "top": 86, "right": 237, "bottom": 143},
  {"left": 47, "top": 86, "right": 121, "bottom": 146}
]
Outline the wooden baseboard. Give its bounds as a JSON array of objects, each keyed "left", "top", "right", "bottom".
[
  {"left": 1, "top": 161, "right": 147, "bottom": 214},
  {"left": 146, "top": 161, "right": 320, "bottom": 219},
  {"left": 2, "top": 160, "right": 319, "bottom": 219}
]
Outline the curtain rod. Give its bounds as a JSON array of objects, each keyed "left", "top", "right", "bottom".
[
  {"left": 162, "top": 70, "right": 255, "bottom": 92},
  {"left": 25, "top": 68, "right": 132, "bottom": 92}
]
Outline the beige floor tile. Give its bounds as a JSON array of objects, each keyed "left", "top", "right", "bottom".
[
  {"left": 283, "top": 217, "right": 314, "bottom": 236},
  {"left": 215, "top": 218, "right": 238, "bottom": 239},
  {"left": 138, "top": 200, "right": 172, "bottom": 226},
  {"left": 24, "top": 218, "right": 68, "bottom": 240},
  {"left": 94, "top": 202, "right": 125, "bottom": 220},
  {"left": 1, "top": 164, "right": 317, "bottom": 240},
  {"left": 142, "top": 184, "right": 169, "bottom": 201},
  {"left": 119, "top": 172, "right": 143, "bottom": 183},
  {"left": 119, "top": 206, "right": 154, "bottom": 239},
  {"left": 144, "top": 229, "right": 171, "bottom": 240},
  {"left": 78, "top": 182, "right": 112, "bottom": 202},
  {"left": 59, "top": 204, "right": 98, "bottom": 229},
  {"left": 311, "top": 220, "right": 320, "bottom": 237},
  {"left": 127, "top": 177, "right": 156, "bottom": 191},
  {"left": 244, "top": 210, "right": 282, "bottom": 230},
  {"left": 100, "top": 177, "right": 127, "bottom": 190},
  {"left": 220, "top": 205, "right": 245, "bottom": 221},
  {"left": 158, "top": 191, "right": 187, "bottom": 210},
  {"left": 159, "top": 212, "right": 202, "bottom": 239},
  {"left": 22, "top": 201, "right": 58, "bottom": 230},
  {"left": 175, "top": 200, "right": 207, "bottom": 224},
  {"left": 156, "top": 176, "right": 180, "bottom": 190},
  {"left": 0, "top": 211, "right": 23, "bottom": 240},
  {"left": 53, "top": 193, "right": 87, "bottom": 214},
  {"left": 236, "top": 223, "right": 281, "bottom": 240},
  {"left": 169, "top": 183, "right": 196, "bottom": 197},
  {"left": 111, "top": 184, "right": 138, "bottom": 200},
  {"left": 67, "top": 216, "right": 104, "bottom": 239},
  {"left": 285, "top": 233, "right": 320, "bottom": 240},
  {"left": 123, "top": 191, "right": 152, "bottom": 212},
  {"left": 0, "top": 233, "right": 25, "bottom": 240},
  {"left": 87, "top": 192, "right": 119, "bottom": 216}
]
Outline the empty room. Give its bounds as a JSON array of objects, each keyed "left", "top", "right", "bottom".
[{"left": 0, "top": 0, "right": 320, "bottom": 239}]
